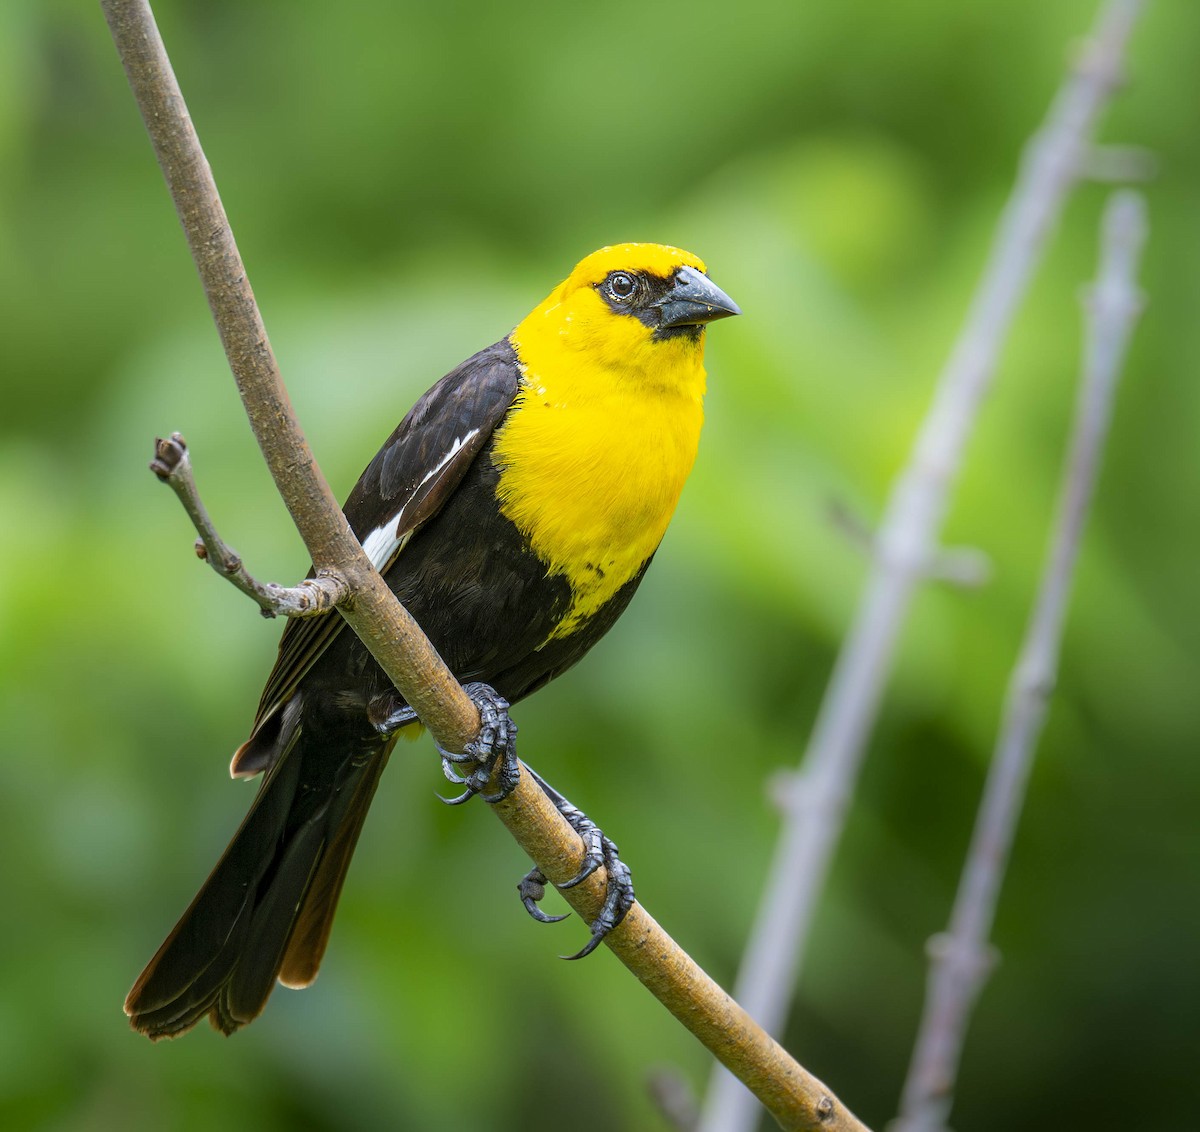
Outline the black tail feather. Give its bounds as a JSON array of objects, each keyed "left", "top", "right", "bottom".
[
  {"left": 126, "top": 731, "right": 392, "bottom": 1039},
  {"left": 280, "top": 743, "right": 394, "bottom": 988}
]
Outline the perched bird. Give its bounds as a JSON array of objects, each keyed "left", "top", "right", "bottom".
[{"left": 126, "top": 243, "right": 740, "bottom": 1039}]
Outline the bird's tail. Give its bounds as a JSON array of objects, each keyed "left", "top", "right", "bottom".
[{"left": 125, "top": 729, "right": 395, "bottom": 1039}]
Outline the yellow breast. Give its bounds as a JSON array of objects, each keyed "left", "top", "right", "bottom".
[{"left": 494, "top": 305, "right": 707, "bottom": 640}]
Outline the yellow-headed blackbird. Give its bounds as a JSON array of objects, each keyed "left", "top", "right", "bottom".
[{"left": 125, "top": 243, "right": 739, "bottom": 1039}]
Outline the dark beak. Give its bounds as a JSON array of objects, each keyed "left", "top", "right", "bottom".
[{"left": 656, "top": 265, "right": 742, "bottom": 329}]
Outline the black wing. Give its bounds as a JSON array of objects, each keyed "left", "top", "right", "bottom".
[{"left": 234, "top": 339, "right": 521, "bottom": 772}]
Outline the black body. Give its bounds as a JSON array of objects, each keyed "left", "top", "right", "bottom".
[{"left": 126, "top": 339, "right": 651, "bottom": 1038}]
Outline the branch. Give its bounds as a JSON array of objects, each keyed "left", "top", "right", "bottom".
[
  {"left": 493, "top": 767, "right": 868, "bottom": 1131},
  {"left": 100, "top": 0, "right": 477, "bottom": 751},
  {"left": 828, "top": 500, "right": 992, "bottom": 589},
  {"left": 890, "top": 190, "right": 1147, "bottom": 1132},
  {"left": 698, "top": 3, "right": 1148, "bottom": 1130},
  {"left": 1083, "top": 144, "right": 1158, "bottom": 183},
  {"left": 100, "top": 2, "right": 868, "bottom": 1127},
  {"left": 150, "top": 434, "right": 348, "bottom": 617}
]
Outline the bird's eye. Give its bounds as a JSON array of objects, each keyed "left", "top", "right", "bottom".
[{"left": 605, "top": 272, "right": 639, "bottom": 302}]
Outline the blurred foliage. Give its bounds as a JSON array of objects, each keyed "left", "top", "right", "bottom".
[{"left": 1, "top": 1, "right": 1197, "bottom": 1129}]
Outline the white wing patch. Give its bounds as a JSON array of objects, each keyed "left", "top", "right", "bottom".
[
  {"left": 361, "top": 521, "right": 410, "bottom": 572},
  {"left": 359, "top": 429, "right": 480, "bottom": 573}
]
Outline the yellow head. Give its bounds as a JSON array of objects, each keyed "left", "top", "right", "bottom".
[{"left": 512, "top": 243, "right": 739, "bottom": 393}]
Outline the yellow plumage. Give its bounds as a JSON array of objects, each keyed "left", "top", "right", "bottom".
[{"left": 495, "top": 244, "right": 710, "bottom": 637}]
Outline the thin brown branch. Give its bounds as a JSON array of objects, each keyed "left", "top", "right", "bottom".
[
  {"left": 100, "top": 1, "right": 868, "bottom": 1127},
  {"left": 699, "top": 4, "right": 1147, "bottom": 1129},
  {"left": 150, "top": 433, "right": 348, "bottom": 617},
  {"left": 493, "top": 768, "right": 867, "bottom": 1131},
  {"left": 890, "top": 190, "right": 1147, "bottom": 1132},
  {"left": 100, "top": 0, "right": 477, "bottom": 751}
]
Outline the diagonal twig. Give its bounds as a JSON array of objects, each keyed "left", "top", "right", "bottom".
[
  {"left": 699, "top": 3, "right": 1148, "bottom": 1129},
  {"left": 890, "top": 189, "right": 1147, "bottom": 1132},
  {"left": 101, "top": 0, "right": 478, "bottom": 750},
  {"left": 100, "top": 1, "right": 868, "bottom": 1127},
  {"left": 150, "top": 433, "right": 348, "bottom": 617}
]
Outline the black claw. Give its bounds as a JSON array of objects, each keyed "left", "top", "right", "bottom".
[
  {"left": 434, "top": 682, "right": 520, "bottom": 806},
  {"left": 440, "top": 752, "right": 488, "bottom": 790},
  {"left": 481, "top": 752, "right": 521, "bottom": 803},
  {"left": 518, "top": 868, "right": 570, "bottom": 924},
  {"left": 516, "top": 765, "right": 636, "bottom": 957},
  {"left": 563, "top": 849, "right": 635, "bottom": 959},
  {"left": 564, "top": 932, "right": 605, "bottom": 961},
  {"left": 368, "top": 692, "right": 419, "bottom": 738},
  {"left": 560, "top": 823, "right": 608, "bottom": 890},
  {"left": 436, "top": 787, "right": 477, "bottom": 806}
]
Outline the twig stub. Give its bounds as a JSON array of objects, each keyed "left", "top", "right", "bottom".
[
  {"left": 148, "top": 433, "right": 351, "bottom": 619},
  {"left": 149, "top": 431, "right": 188, "bottom": 480}
]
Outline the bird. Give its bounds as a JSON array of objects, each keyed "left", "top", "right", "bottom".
[{"left": 125, "top": 242, "right": 740, "bottom": 1039}]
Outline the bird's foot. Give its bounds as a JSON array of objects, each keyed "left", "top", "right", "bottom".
[
  {"left": 436, "top": 682, "right": 519, "bottom": 805},
  {"left": 368, "top": 693, "right": 418, "bottom": 738},
  {"left": 518, "top": 769, "right": 635, "bottom": 959}
]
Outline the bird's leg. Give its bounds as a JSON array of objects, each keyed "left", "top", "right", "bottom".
[
  {"left": 423, "top": 686, "right": 633, "bottom": 956},
  {"left": 367, "top": 691, "right": 418, "bottom": 737},
  {"left": 518, "top": 765, "right": 636, "bottom": 960},
  {"left": 369, "top": 685, "right": 518, "bottom": 804},
  {"left": 434, "top": 682, "right": 520, "bottom": 805}
]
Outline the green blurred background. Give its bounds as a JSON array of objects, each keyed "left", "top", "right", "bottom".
[{"left": 2, "top": 1, "right": 1196, "bottom": 1129}]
